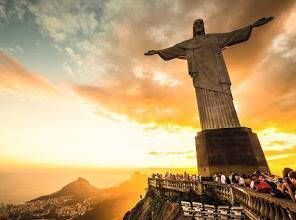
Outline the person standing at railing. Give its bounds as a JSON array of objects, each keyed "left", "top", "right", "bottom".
[
  {"left": 275, "top": 168, "right": 295, "bottom": 200},
  {"left": 219, "top": 172, "right": 230, "bottom": 184},
  {"left": 283, "top": 167, "right": 293, "bottom": 178},
  {"left": 250, "top": 174, "right": 256, "bottom": 189},
  {"left": 285, "top": 171, "right": 296, "bottom": 203},
  {"left": 242, "top": 174, "right": 252, "bottom": 187},
  {"left": 250, "top": 174, "right": 272, "bottom": 193},
  {"left": 229, "top": 172, "right": 234, "bottom": 184},
  {"left": 213, "top": 173, "right": 219, "bottom": 182},
  {"left": 234, "top": 174, "right": 246, "bottom": 187}
]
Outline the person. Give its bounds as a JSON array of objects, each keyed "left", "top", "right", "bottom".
[
  {"left": 288, "top": 171, "right": 296, "bottom": 203},
  {"left": 232, "top": 173, "right": 239, "bottom": 184},
  {"left": 277, "top": 168, "right": 295, "bottom": 199},
  {"left": 213, "top": 174, "right": 219, "bottom": 182},
  {"left": 234, "top": 174, "right": 245, "bottom": 187},
  {"left": 276, "top": 171, "right": 295, "bottom": 201},
  {"left": 261, "top": 173, "right": 281, "bottom": 185},
  {"left": 258, "top": 174, "right": 277, "bottom": 189},
  {"left": 242, "top": 174, "right": 252, "bottom": 187},
  {"left": 250, "top": 174, "right": 258, "bottom": 189},
  {"left": 252, "top": 176, "right": 272, "bottom": 193},
  {"left": 220, "top": 172, "right": 227, "bottom": 184},
  {"left": 229, "top": 172, "right": 234, "bottom": 184},
  {"left": 277, "top": 171, "right": 296, "bottom": 202},
  {"left": 283, "top": 167, "right": 293, "bottom": 178},
  {"left": 164, "top": 172, "right": 169, "bottom": 179}
]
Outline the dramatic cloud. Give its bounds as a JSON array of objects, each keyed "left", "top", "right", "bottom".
[
  {"left": 71, "top": 0, "right": 295, "bottom": 129},
  {"left": 74, "top": 69, "right": 198, "bottom": 127},
  {"left": 0, "top": 0, "right": 295, "bottom": 169},
  {"left": 26, "top": 0, "right": 101, "bottom": 42},
  {"left": 0, "top": 51, "right": 58, "bottom": 97},
  {"left": 258, "top": 128, "right": 296, "bottom": 151},
  {"left": 235, "top": 7, "right": 296, "bottom": 131},
  {"left": 2, "top": 0, "right": 295, "bottom": 130},
  {"left": 265, "top": 146, "right": 296, "bottom": 159}
]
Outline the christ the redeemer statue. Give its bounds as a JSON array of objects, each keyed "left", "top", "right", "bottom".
[{"left": 145, "top": 17, "right": 273, "bottom": 130}]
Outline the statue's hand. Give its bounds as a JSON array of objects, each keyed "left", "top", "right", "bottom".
[
  {"left": 144, "top": 50, "right": 158, "bottom": 56},
  {"left": 252, "top": 17, "right": 274, "bottom": 28}
]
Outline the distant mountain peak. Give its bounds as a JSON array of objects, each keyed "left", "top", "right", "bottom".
[
  {"left": 31, "top": 177, "right": 100, "bottom": 202},
  {"left": 76, "top": 177, "right": 88, "bottom": 182},
  {"left": 72, "top": 177, "right": 91, "bottom": 186}
]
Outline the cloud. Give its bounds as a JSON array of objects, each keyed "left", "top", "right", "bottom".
[
  {"left": 267, "top": 153, "right": 296, "bottom": 161},
  {"left": 4, "top": 0, "right": 295, "bottom": 129},
  {"left": 73, "top": 68, "right": 198, "bottom": 127},
  {"left": 0, "top": 0, "right": 6, "bottom": 19},
  {"left": 255, "top": 127, "right": 296, "bottom": 172},
  {"left": 235, "top": 6, "right": 296, "bottom": 131},
  {"left": 27, "top": 0, "right": 100, "bottom": 42},
  {"left": 0, "top": 51, "right": 58, "bottom": 97},
  {"left": 0, "top": 0, "right": 101, "bottom": 41},
  {"left": 71, "top": 0, "right": 295, "bottom": 129},
  {"left": 266, "top": 152, "right": 296, "bottom": 174},
  {"left": 265, "top": 146, "right": 296, "bottom": 158},
  {"left": 65, "top": 47, "right": 83, "bottom": 66},
  {"left": 0, "top": 45, "right": 24, "bottom": 53},
  {"left": 258, "top": 128, "right": 296, "bottom": 151}
]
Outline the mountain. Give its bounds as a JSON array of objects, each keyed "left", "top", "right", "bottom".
[
  {"left": 30, "top": 177, "right": 101, "bottom": 201},
  {"left": 76, "top": 171, "right": 147, "bottom": 220},
  {"left": 123, "top": 186, "right": 184, "bottom": 220},
  {"left": 21, "top": 172, "right": 148, "bottom": 220}
]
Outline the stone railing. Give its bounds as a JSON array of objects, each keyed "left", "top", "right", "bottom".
[
  {"left": 202, "top": 181, "right": 234, "bottom": 203},
  {"left": 148, "top": 178, "right": 296, "bottom": 220},
  {"left": 232, "top": 186, "right": 296, "bottom": 220},
  {"left": 148, "top": 178, "right": 201, "bottom": 193}
]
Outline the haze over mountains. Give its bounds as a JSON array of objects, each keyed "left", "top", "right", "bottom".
[{"left": 1, "top": 172, "right": 148, "bottom": 220}]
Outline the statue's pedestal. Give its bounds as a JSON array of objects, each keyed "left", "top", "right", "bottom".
[{"left": 195, "top": 127, "right": 270, "bottom": 177}]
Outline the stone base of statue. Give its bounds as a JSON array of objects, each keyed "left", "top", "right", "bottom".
[{"left": 195, "top": 127, "right": 270, "bottom": 177}]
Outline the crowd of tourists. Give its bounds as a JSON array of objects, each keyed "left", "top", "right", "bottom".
[
  {"left": 151, "top": 168, "right": 296, "bottom": 203},
  {"left": 151, "top": 172, "right": 201, "bottom": 181},
  {"left": 214, "top": 168, "right": 296, "bottom": 203}
]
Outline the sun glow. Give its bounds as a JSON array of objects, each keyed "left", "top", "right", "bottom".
[{"left": 0, "top": 0, "right": 295, "bottom": 173}]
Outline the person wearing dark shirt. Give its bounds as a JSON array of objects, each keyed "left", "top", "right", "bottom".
[
  {"left": 277, "top": 169, "right": 295, "bottom": 201},
  {"left": 283, "top": 167, "right": 293, "bottom": 178},
  {"left": 287, "top": 171, "right": 296, "bottom": 203}
]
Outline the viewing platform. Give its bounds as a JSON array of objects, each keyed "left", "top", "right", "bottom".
[{"left": 148, "top": 178, "right": 296, "bottom": 220}]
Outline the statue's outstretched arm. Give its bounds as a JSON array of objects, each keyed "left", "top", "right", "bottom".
[
  {"left": 251, "top": 17, "right": 274, "bottom": 28},
  {"left": 144, "top": 50, "right": 159, "bottom": 56},
  {"left": 145, "top": 45, "right": 186, "bottom": 61},
  {"left": 217, "top": 17, "right": 274, "bottom": 50}
]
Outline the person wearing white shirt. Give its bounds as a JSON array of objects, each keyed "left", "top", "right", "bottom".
[
  {"left": 220, "top": 172, "right": 226, "bottom": 184},
  {"left": 235, "top": 174, "right": 246, "bottom": 186}
]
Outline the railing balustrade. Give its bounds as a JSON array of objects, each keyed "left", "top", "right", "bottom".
[
  {"left": 147, "top": 178, "right": 296, "bottom": 220},
  {"left": 148, "top": 178, "right": 201, "bottom": 193}
]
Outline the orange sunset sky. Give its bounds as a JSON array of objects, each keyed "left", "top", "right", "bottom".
[{"left": 0, "top": 0, "right": 295, "bottom": 174}]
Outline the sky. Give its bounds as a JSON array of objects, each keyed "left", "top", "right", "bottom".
[{"left": 0, "top": 0, "right": 295, "bottom": 173}]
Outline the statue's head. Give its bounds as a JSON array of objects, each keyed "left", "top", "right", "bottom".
[{"left": 193, "top": 19, "right": 205, "bottom": 37}]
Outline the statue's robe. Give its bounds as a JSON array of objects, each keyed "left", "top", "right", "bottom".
[{"left": 157, "top": 26, "right": 252, "bottom": 130}]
